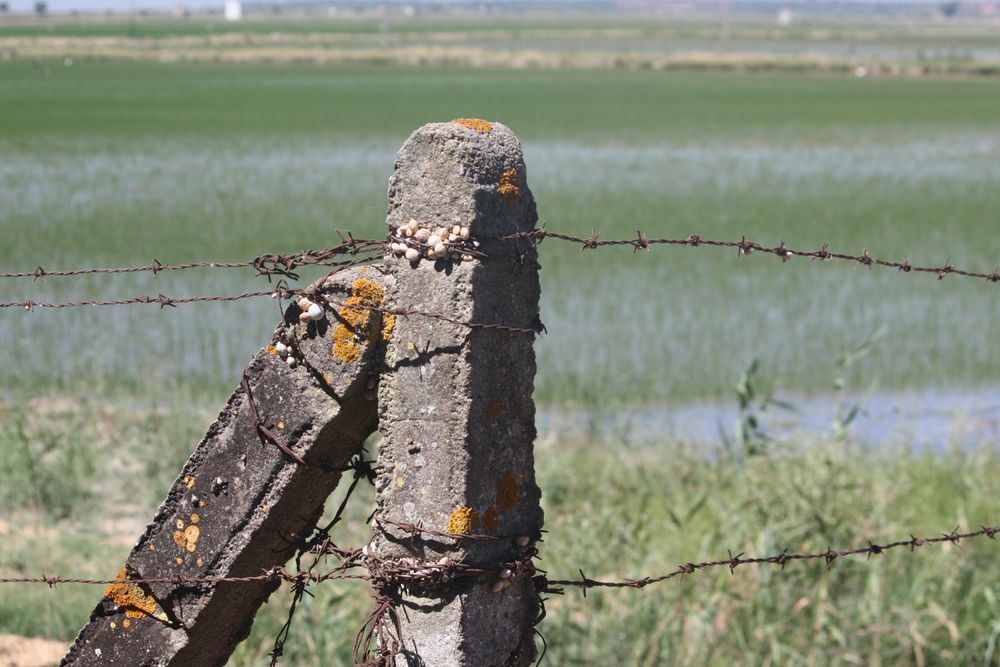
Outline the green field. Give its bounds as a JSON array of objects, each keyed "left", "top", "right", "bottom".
[
  {"left": 2, "top": 62, "right": 1000, "bottom": 405},
  {"left": 3, "top": 398, "right": 1000, "bottom": 664},
  {"left": 2, "top": 46, "right": 1000, "bottom": 665},
  {"left": 2, "top": 13, "right": 999, "bottom": 73}
]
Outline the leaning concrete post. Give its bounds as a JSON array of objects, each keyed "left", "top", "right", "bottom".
[
  {"left": 373, "top": 119, "right": 544, "bottom": 665},
  {"left": 62, "top": 267, "right": 388, "bottom": 667}
]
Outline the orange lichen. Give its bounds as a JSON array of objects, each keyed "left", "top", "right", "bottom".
[
  {"left": 183, "top": 525, "right": 200, "bottom": 553},
  {"left": 184, "top": 475, "right": 196, "bottom": 490},
  {"left": 447, "top": 506, "right": 480, "bottom": 535},
  {"left": 381, "top": 314, "right": 396, "bottom": 342},
  {"left": 122, "top": 619, "right": 131, "bottom": 629},
  {"left": 175, "top": 557, "right": 183, "bottom": 565},
  {"left": 104, "top": 567, "right": 157, "bottom": 620},
  {"left": 332, "top": 278, "right": 388, "bottom": 363},
  {"left": 452, "top": 118, "right": 493, "bottom": 133},
  {"left": 173, "top": 522, "right": 200, "bottom": 552},
  {"left": 497, "top": 168, "right": 521, "bottom": 203},
  {"left": 265, "top": 344, "right": 277, "bottom": 356},
  {"left": 322, "top": 373, "right": 332, "bottom": 385},
  {"left": 277, "top": 421, "right": 285, "bottom": 430},
  {"left": 496, "top": 475, "right": 520, "bottom": 512},
  {"left": 482, "top": 507, "right": 500, "bottom": 534},
  {"left": 488, "top": 402, "right": 504, "bottom": 421}
]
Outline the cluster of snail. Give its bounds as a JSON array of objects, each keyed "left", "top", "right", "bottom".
[
  {"left": 272, "top": 296, "right": 326, "bottom": 369},
  {"left": 388, "top": 218, "right": 477, "bottom": 263}
]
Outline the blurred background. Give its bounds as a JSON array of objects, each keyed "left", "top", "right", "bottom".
[{"left": 2, "top": 1, "right": 1000, "bottom": 665}]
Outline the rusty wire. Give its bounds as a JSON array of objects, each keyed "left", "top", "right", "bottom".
[
  {"left": 503, "top": 227, "right": 1000, "bottom": 284},
  {"left": 0, "top": 282, "right": 544, "bottom": 335},
  {"left": 5, "top": 224, "right": 997, "bottom": 292},
  {"left": 268, "top": 455, "right": 375, "bottom": 666},
  {"left": 374, "top": 515, "right": 543, "bottom": 544},
  {"left": 4, "top": 524, "right": 992, "bottom": 592},
  {"left": 540, "top": 524, "right": 1000, "bottom": 595},
  {"left": 241, "top": 366, "right": 308, "bottom": 466},
  {"left": 0, "top": 238, "right": 385, "bottom": 282},
  {"left": 0, "top": 290, "right": 283, "bottom": 310},
  {"left": 1, "top": 523, "right": 996, "bottom": 666}
]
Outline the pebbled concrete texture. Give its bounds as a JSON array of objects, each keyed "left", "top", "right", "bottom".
[
  {"left": 374, "top": 120, "right": 544, "bottom": 666},
  {"left": 61, "top": 267, "right": 386, "bottom": 667}
]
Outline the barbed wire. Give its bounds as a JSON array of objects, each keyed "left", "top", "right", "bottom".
[
  {"left": 0, "top": 283, "right": 545, "bottom": 336},
  {"left": 502, "top": 227, "right": 1000, "bottom": 284},
  {"left": 2, "top": 524, "right": 994, "bottom": 591},
  {"left": 540, "top": 524, "right": 1000, "bottom": 594},
  {"left": 374, "top": 515, "right": 544, "bottom": 544},
  {"left": 5, "top": 226, "right": 998, "bottom": 290},
  {"left": 0, "top": 238, "right": 385, "bottom": 282},
  {"left": 0, "top": 290, "right": 282, "bottom": 310}
]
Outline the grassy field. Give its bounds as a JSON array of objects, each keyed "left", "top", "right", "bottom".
[
  {"left": 1, "top": 13, "right": 998, "bottom": 73},
  {"left": 2, "top": 397, "right": 1000, "bottom": 664},
  {"left": 2, "top": 62, "right": 1000, "bottom": 406},
  {"left": 2, "top": 42, "right": 1000, "bottom": 665}
]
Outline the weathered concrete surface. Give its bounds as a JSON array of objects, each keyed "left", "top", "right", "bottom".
[
  {"left": 61, "top": 267, "right": 388, "bottom": 667},
  {"left": 374, "top": 120, "right": 544, "bottom": 666}
]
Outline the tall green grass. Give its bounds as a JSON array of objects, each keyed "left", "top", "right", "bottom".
[{"left": 1, "top": 396, "right": 999, "bottom": 664}]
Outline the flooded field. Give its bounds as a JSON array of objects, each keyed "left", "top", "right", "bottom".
[
  {"left": 3, "top": 57, "right": 1000, "bottom": 664},
  {"left": 2, "top": 107, "right": 999, "bottom": 405}
]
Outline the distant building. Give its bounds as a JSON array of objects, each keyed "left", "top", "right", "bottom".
[{"left": 224, "top": 0, "right": 242, "bottom": 21}]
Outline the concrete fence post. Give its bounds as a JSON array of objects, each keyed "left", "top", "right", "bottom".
[
  {"left": 62, "top": 267, "right": 388, "bottom": 666},
  {"left": 371, "top": 119, "right": 544, "bottom": 666}
]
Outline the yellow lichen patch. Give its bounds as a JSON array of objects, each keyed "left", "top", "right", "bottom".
[
  {"left": 382, "top": 314, "right": 396, "bottom": 342},
  {"left": 332, "top": 278, "right": 387, "bottom": 364},
  {"left": 496, "top": 475, "right": 520, "bottom": 513},
  {"left": 452, "top": 118, "right": 493, "bottom": 133},
  {"left": 184, "top": 475, "right": 196, "bottom": 490},
  {"left": 196, "top": 557, "right": 204, "bottom": 568},
  {"left": 175, "top": 519, "right": 184, "bottom": 530},
  {"left": 395, "top": 476, "right": 405, "bottom": 488},
  {"left": 322, "top": 373, "right": 332, "bottom": 385},
  {"left": 487, "top": 402, "right": 503, "bottom": 421},
  {"left": 277, "top": 421, "right": 285, "bottom": 430},
  {"left": 104, "top": 567, "right": 157, "bottom": 620},
  {"left": 265, "top": 344, "right": 277, "bottom": 356},
  {"left": 190, "top": 514, "right": 200, "bottom": 524},
  {"left": 175, "top": 557, "right": 183, "bottom": 565},
  {"left": 497, "top": 168, "right": 521, "bottom": 203},
  {"left": 173, "top": 524, "right": 200, "bottom": 552},
  {"left": 122, "top": 619, "right": 131, "bottom": 629},
  {"left": 184, "top": 525, "right": 200, "bottom": 553},
  {"left": 482, "top": 507, "right": 500, "bottom": 534},
  {"left": 447, "top": 506, "right": 480, "bottom": 535}
]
